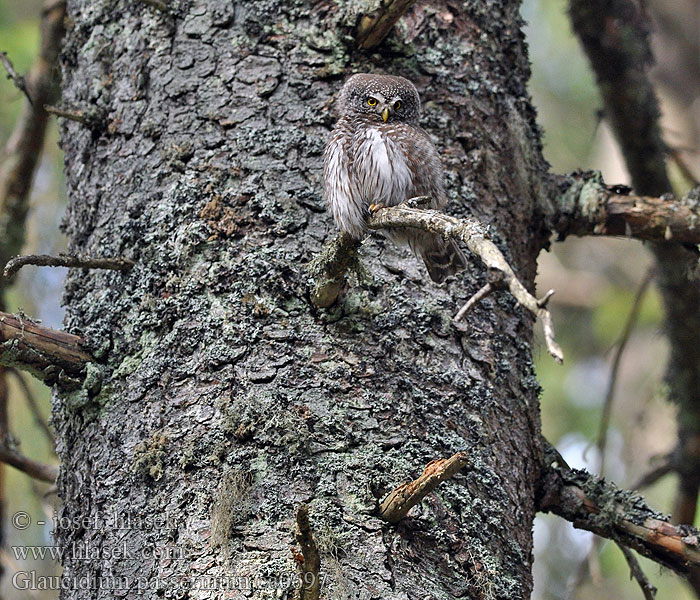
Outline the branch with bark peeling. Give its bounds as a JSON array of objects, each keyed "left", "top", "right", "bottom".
[
  {"left": 551, "top": 172, "right": 700, "bottom": 244},
  {"left": 0, "top": 311, "right": 92, "bottom": 387},
  {"left": 311, "top": 204, "right": 563, "bottom": 361},
  {"left": 356, "top": 0, "right": 417, "bottom": 49},
  {"left": 538, "top": 441, "right": 700, "bottom": 576},
  {"left": 379, "top": 451, "right": 469, "bottom": 523},
  {"left": 4, "top": 254, "right": 135, "bottom": 279}
]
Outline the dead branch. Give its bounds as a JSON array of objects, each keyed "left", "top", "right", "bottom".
[
  {"left": 7, "top": 367, "right": 55, "bottom": 444},
  {"left": 4, "top": 254, "right": 135, "bottom": 279},
  {"left": 0, "top": 442, "right": 57, "bottom": 483},
  {"left": 453, "top": 269, "right": 504, "bottom": 322},
  {"left": 43, "top": 104, "right": 104, "bottom": 128},
  {"left": 366, "top": 204, "right": 564, "bottom": 362},
  {"left": 356, "top": 0, "right": 417, "bottom": 49},
  {"left": 552, "top": 173, "right": 700, "bottom": 244},
  {"left": 295, "top": 504, "right": 321, "bottom": 600},
  {"left": 0, "top": 51, "right": 32, "bottom": 104},
  {"left": 538, "top": 441, "right": 700, "bottom": 575},
  {"left": 598, "top": 268, "right": 655, "bottom": 475},
  {"left": 0, "top": 311, "right": 92, "bottom": 386},
  {"left": 0, "top": 0, "right": 66, "bottom": 279},
  {"left": 379, "top": 451, "right": 469, "bottom": 523}
]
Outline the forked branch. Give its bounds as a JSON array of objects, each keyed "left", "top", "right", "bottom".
[{"left": 367, "top": 204, "right": 564, "bottom": 362}]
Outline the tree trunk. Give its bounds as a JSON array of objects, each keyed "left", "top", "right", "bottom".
[{"left": 55, "top": 0, "right": 548, "bottom": 597}]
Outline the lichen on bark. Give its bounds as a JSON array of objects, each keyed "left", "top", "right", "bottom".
[{"left": 53, "top": 0, "right": 549, "bottom": 598}]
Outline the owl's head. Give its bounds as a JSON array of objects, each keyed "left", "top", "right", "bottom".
[{"left": 339, "top": 73, "right": 421, "bottom": 124}]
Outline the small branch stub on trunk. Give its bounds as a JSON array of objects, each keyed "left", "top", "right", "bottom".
[{"left": 379, "top": 451, "right": 469, "bottom": 523}]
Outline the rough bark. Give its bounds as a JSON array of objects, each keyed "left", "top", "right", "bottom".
[{"left": 54, "top": 0, "right": 548, "bottom": 598}]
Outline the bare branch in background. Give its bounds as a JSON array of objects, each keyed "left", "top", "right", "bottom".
[
  {"left": 551, "top": 173, "right": 700, "bottom": 244},
  {"left": 7, "top": 368, "right": 54, "bottom": 445},
  {"left": 0, "top": 443, "right": 57, "bottom": 483},
  {"left": 0, "top": 52, "right": 32, "bottom": 104},
  {"left": 0, "top": 0, "right": 66, "bottom": 276},
  {"left": 619, "top": 544, "right": 657, "bottom": 600},
  {"left": 4, "top": 254, "right": 135, "bottom": 279},
  {"left": 598, "top": 268, "right": 655, "bottom": 475}
]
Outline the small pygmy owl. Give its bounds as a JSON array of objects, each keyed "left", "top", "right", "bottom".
[{"left": 323, "top": 73, "right": 465, "bottom": 283}]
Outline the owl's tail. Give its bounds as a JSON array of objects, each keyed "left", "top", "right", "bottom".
[{"left": 420, "top": 235, "right": 466, "bottom": 283}]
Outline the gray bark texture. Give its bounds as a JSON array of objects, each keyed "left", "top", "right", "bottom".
[{"left": 55, "top": 0, "right": 549, "bottom": 598}]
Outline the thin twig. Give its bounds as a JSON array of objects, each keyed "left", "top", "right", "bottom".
[
  {"left": 43, "top": 104, "right": 97, "bottom": 126},
  {"left": 619, "top": 544, "right": 657, "bottom": 599},
  {"left": 598, "top": 268, "right": 655, "bottom": 475},
  {"left": 367, "top": 204, "right": 564, "bottom": 362},
  {"left": 454, "top": 283, "right": 494, "bottom": 322},
  {"left": 4, "top": 253, "right": 135, "bottom": 279},
  {"left": 356, "top": 0, "right": 417, "bottom": 49},
  {"left": 7, "top": 367, "right": 55, "bottom": 445},
  {"left": 295, "top": 504, "right": 321, "bottom": 600},
  {"left": 0, "top": 443, "right": 58, "bottom": 482},
  {"left": 0, "top": 51, "right": 32, "bottom": 104},
  {"left": 379, "top": 451, "right": 469, "bottom": 523},
  {"left": 633, "top": 460, "right": 675, "bottom": 490},
  {"left": 454, "top": 269, "right": 505, "bottom": 322}
]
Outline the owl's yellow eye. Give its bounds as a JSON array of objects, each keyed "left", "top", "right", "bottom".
[
  {"left": 394, "top": 101, "right": 402, "bottom": 110},
  {"left": 366, "top": 97, "right": 377, "bottom": 107}
]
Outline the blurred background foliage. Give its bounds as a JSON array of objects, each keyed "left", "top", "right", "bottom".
[{"left": 0, "top": 0, "right": 697, "bottom": 598}]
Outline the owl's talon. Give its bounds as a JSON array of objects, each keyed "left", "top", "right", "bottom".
[{"left": 368, "top": 203, "right": 386, "bottom": 214}]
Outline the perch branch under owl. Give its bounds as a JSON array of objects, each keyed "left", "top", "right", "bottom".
[{"left": 310, "top": 202, "right": 564, "bottom": 363}]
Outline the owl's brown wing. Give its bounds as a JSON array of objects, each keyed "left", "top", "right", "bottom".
[
  {"left": 394, "top": 124, "right": 466, "bottom": 282},
  {"left": 399, "top": 124, "right": 448, "bottom": 210}
]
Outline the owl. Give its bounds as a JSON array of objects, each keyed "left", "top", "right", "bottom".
[{"left": 323, "top": 73, "right": 465, "bottom": 283}]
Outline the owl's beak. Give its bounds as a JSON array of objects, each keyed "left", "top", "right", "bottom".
[{"left": 381, "top": 107, "right": 389, "bottom": 122}]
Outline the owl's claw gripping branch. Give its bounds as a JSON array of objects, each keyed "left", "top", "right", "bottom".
[{"left": 309, "top": 203, "right": 564, "bottom": 363}]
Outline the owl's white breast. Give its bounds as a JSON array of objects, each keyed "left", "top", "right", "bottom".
[{"left": 356, "top": 128, "right": 413, "bottom": 207}]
